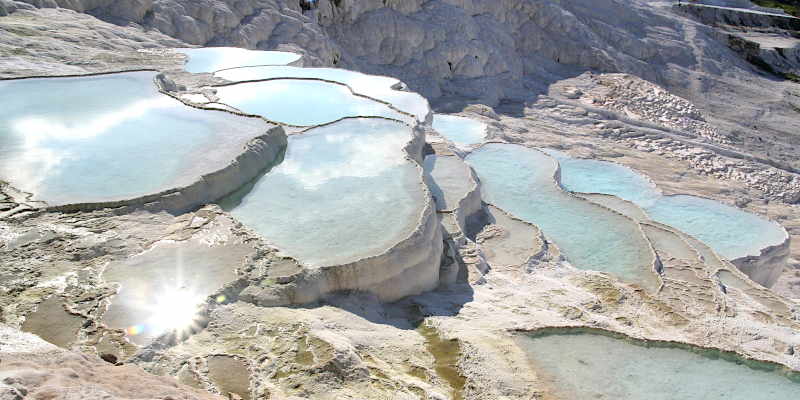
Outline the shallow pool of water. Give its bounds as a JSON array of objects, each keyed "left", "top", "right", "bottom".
[
  {"left": 516, "top": 330, "right": 800, "bottom": 400},
  {"left": 102, "top": 240, "right": 252, "bottom": 345},
  {"left": 544, "top": 150, "right": 660, "bottom": 206},
  {"left": 215, "top": 66, "right": 429, "bottom": 121},
  {"left": 466, "top": 144, "right": 656, "bottom": 289},
  {"left": 177, "top": 47, "right": 301, "bottom": 73},
  {"left": 207, "top": 355, "right": 252, "bottom": 400},
  {"left": 222, "top": 118, "right": 426, "bottom": 267},
  {"left": 548, "top": 150, "right": 787, "bottom": 260},
  {"left": 647, "top": 195, "right": 786, "bottom": 260},
  {"left": 214, "top": 79, "right": 410, "bottom": 126},
  {"left": 432, "top": 114, "right": 487, "bottom": 147},
  {"left": 0, "top": 72, "right": 264, "bottom": 206},
  {"left": 21, "top": 296, "right": 83, "bottom": 348}
]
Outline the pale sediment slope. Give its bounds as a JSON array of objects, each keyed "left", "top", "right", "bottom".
[{"left": 0, "top": 324, "right": 223, "bottom": 400}]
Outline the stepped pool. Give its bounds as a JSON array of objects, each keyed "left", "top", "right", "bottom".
[
  {"left": 547, "top": 150, "right": 788, "bottom": 260},
  {"left": 221, "top": 118, "right": 426, "bottom": 267},
  {"left": 423, "top": 155, "right": 475, "bottom": 212},
  {"left": 516, "top": 329, "right": 800, "bottom": 400},
  {"left": 176, "top": 47, "right": 301, "bottom": 73},
  {"left": 213, "top": 79, "right": 410, "bottom": 126},
  {"left": 215, "top": 66, "right": 429, "bottom": 121},
  {"left": 0, "top": 71, "right": 266, "bottom": 206},
  {"left": 466, "top": 144, "right": 657, "bottom": 289},
  {"left": 432, "top": 114, "right": 487, "bottom": 147}
]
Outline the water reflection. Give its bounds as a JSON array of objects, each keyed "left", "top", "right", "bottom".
[
  {"left": 223, "top": 118, "right": 425, "bottom": 267},
  {"left": 432, "top": 114, "right": 487, "bottom": 147},
  {"left": 214, "top": 79, "right": 411, "bottom": 126},
  {"left": 102, "top": 240, "right": 252, "bottom": 345},
  {"left": 516, "top": 329, "right": 800, "bottom": 400},
  {"left": 547, "top": 150, "right": 787, "bottom": 260},
  {"left": 0, "top": 72, "right": 261, "bottom": 205},
  {"left": 215, "top": 66, "right": 429, "bottom": 121},
  {"left": 466, "top": 144, "right": 657, "bottom": 290},
  {"left": 176, "top": 47, "right": 301, "bottom": 73}
]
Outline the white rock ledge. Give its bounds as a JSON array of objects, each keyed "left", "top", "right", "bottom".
[
  {"left": 731, "top": 235, "right": 791, "bottom": 288},
  {"left": 1, "top": 70, "right": 289, "bottom": 216},
  {"left": 44, "top": 125, "right": 287, "bottom": 215},
  {"left": 240, "top": 122, "right": 445, "bottom": 304}
]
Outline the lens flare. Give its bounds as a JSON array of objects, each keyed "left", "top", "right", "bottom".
[
  {"left": 148, "top": 289, "right": 204, "bottom": 335},
  {"left": 126, "top": 325, "right": 144, "bottom": 336}
]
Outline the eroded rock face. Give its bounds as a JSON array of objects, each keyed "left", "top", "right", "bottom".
[
  {"left": 5, "top": 0, "right": 800, "bottom": 175},
  {"left": 0, "top": 325, "right": 223, "bottom": 400},
  {"left": 13, "top": 0, "right": 337, "bottom": 64},
  {"left": 1, "top": 0, "right": 698, "bottom": 103}
]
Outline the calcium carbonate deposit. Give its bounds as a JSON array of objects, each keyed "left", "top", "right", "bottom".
[{"left": 1, "top": 1, "right": 799, "bottom": 399}]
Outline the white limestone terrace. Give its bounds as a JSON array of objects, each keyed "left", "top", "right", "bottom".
[
  {"left": 675, "top": 0, "right": 800, "bottom": 33},
  {"left": 213, "top": 65, "right": 431, "bottom": 123},
  {"left": 169, "top": 48, "right": 427, "bottom": 127},
  {"left": 0, "top": 70, "right": 285, "bottom": 214},
  {"left": 223, "top": 118, "right": 431, "bottom": 268},
  {"left": 175, "top": 47, "right": 302, "bottom": 73},
  {"left": 0, "top": 44, "right": 445, "bottom": 307},
  {"left": 164, "top": 47, "right": 445, "bottom": 304},
  {"left": 232, "top": 118, "right": 443, "bottom": 305},
  {"left": 432, "top": 114, "right": 488, "bottom": 149},
  {"left": 465, "top": 143, "right": 661, "bottom": 292},
  {"left": 546, "top": 149, "right": 790, "bottom": 288},
  {"left": 424, "top": 154, "right": 477, "bottom": 213},
  {"left": 210, "top": 78, "right": 414, "bottom": 126},
  {"left": 3, "top": 5, "right": 800, "bottom": 398},
  {"left": 737, "top": 32, "right": 800, "bottom": 49}
]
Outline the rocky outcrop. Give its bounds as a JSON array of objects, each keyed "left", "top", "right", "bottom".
[
  {"left": 12, "top": 0, "right": 338, "bottom": 64},
  {"left": 553, "top": 72, "right": 800, "bottom": 204},
  {"left": 691, "top": 0, "right": 789, "bottom": 14},
  {"left": 0, "top": 324, "right": 223, "bottom": 400},
  {"left": 725, "top": 33, "right": 800, "bottom": 76},
  {"left": 6, "top": 0, "right": 699, "bottom": 105},
  {"left": 10, "top": 0, "right": 153, "bottom": 22},
  {"left": 677, "top": 2, "right": 800, "bottom": 30},
  {"left": 732, "top": 233, "right": 792, "bottom": 287}
]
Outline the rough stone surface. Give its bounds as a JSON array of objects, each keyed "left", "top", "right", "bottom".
[{"left": 0, "top": 325, "right": 223, "bottom": 400}]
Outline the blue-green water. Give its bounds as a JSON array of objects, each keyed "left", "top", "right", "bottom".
[
  {"left": 0, "top": 72, "right": 260, "bottom": 205},
  {"left": 214, "top": 79, "right": 409, "bottom": 126},
  {"left": 517, "top": 330, "right": 800, "bottom": 400},
  {"left": 223, "top": 118, "right": 425, "bottom": 267},
  {"left": 547, "top": 150, "right": 787, "bottom": 260},
  {"left": 215, "top": 66, "right": 429, "bottom": 121},
  {"left": 432, "top": 114, "right": 487, "bottom": 147},
  {"left": 177, "top": 47, "right": 301, "bottom": 73},
  {"left": 544, "top": 150, "right": 660, "bottom": 206},
  {"left": 466, "top": 144, "right": 656, "bottom": 288}
]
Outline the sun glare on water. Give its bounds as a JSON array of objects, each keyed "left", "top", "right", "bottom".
[{"left": 125, "top": 286, "right": 206, "bottom": 342}]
